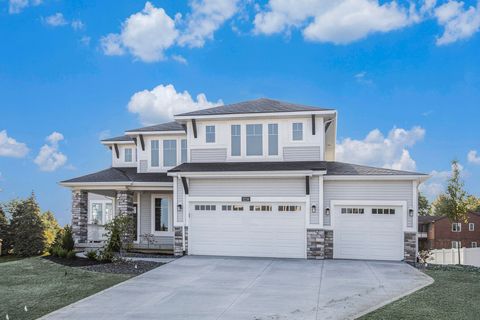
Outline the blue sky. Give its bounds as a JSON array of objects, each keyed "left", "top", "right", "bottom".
[{"left": 1, "top": 0, "right": 479, "bottom": 225}]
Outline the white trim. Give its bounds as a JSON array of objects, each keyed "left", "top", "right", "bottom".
[
  {"left": 187, "top": 196, "right": 308, "bottom": 203},
  {"left": 101, "top": 141, "right": 135, "bottom": 145},
  {"left": 135, "top": 192, "right": 140, "bottom": 244},
  {"left": 168, "top": 170, "right": 326, "bottom": 178},
  {"left": 150, "top": 193, "right": 174, "bottom": 236},
  {"left": 469, "top": 222, "right": 475, "bottom": 231},
  {"left": 88, "top": 199, "right": 113, "bottom": 225},
  {"left": 174, "top": 110, "right": 337, "bottom": 121},
  {"left": 324, "top": 175, "right": 429, "bottom": 181},
  {"left": 318, "top": 175, "right": 324, "bottom": 227},
  {"left": 328, "top": 200, "right": 408, "bottom": 231},
  {"left": 173, "top": 176, "right": 178, "bottom": 227},
  {"left": 60, "top": 181, "right": 173, "bottom": 188},
  {"left": 291, "top": 121, "right": 305, "bottom": 142}
]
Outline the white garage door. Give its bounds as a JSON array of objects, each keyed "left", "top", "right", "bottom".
[
  {"left": 189, "top": 202, "right": 306, "bottom": 259},
  {"left": 334, "top": 205, "right": 404, "bottom": 261}
]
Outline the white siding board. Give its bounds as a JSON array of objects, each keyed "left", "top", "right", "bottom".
[
  {"left": 177, "top": 178, "right": 184, "bottom": 223},
  {"left": 283, "top": 146, "right": 321, "bottom": 161},
  {"left": 190, "top": 148, "right": 227, "bottom": 162},
  {"left": 310, "top": 176, "right": 320, "bottom": 224}
]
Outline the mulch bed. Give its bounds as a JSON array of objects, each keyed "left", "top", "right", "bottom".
[{"left": 44, "top": 256, "right": 163, "bottom": 275}]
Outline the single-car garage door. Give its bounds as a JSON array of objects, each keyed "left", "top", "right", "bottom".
[
  {"left": 334, "top": 205, "right": 404, "bottom": 261},
  {"left": 189, "top": 202, "right": 306, "bottom": 258}
]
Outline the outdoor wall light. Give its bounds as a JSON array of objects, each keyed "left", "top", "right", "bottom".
[
  {"left": 409, "top": 209, "right": 414, "bottom": 217},
  {"left": 177, "top": 204, "right": 183, "bottom": 211},
  {"left": 325, "top": 207, "right": 330, "bottom": 215},
  {"left": 311, "top": 205, "right": 317, "bottom": 213}
]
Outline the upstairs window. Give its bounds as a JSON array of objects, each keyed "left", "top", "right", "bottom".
[
  {"left": 292, "top": 122, "right": 303, "bottom": 141},
  {"left": 206, "top": 125, "right": 215, "bottom": 143},
  {"left": 268, "top": 124, "right": 278, "bottom": 156},
  {"left": 163, "top": 140, "right": 177, "bottom": 167},
  {"left": 151, "top": 140, "right": 160, "bottom": 167},
  {"left": 469, "top": 223, "right": 475, "bottom": 231},
  {"left": 124, "top": 148, "right": 133, "bottom": 162},
  {"left": 181, "top": 139, "right": 187, "bottom": 163},
  {"left": 452, "top": 223, "right": 462, "bottom": 232},
  {"left": 231, "top": 125, "right": 241, "bottom": 156},
  {"left": 246, "top": 124, "right": 263, "bottom": 156}
]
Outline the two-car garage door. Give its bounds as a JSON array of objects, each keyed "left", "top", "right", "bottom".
[{"left": 189, "top": 202, "right": 306, "bottom": 259}]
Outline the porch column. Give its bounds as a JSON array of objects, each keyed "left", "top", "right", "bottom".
[
  {"left": 116, "top": 191, "right": 135, "bottom": 246},
  {"left": 72, "top": 190, "right": 88, "bottom": 244}
]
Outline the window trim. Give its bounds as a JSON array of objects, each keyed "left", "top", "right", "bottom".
[
  {"left": 150, "top": 139, "right": 160, "bottom": 167},
  {"left": 292, "top": 122, "right": 304, "bottom": 142},
  {"left": 163, "top": 139, "right": 177, "bottom": 168},
  {"left": 452, "top": 241, "right": 460, "bottom": 249},
  {"left": 452, "top": 222, "right": 462, "bottom": 232},
  {"left": 181, "top": 139, "right": 188, "bottom": 163},
  {"left": 150, "top": 194, "right": 173, "bottom": 236},
  {"left": 469, "top": 222, "right": 475, "bottom": 231},
  {"left": 88, "top": 199, "right": 113, "bottom": 225},
  {"left": 231, "top": 124, "right": 241, "bottom": 157},
  {"left": 124, "top": 147, "right": 133, "bottom": 163},
  {"left": 472, "top": 242, "right": 477, "bottom": 248},
  {"left": 246, "top": 123, "right": 263, "bottom": 156},
  {"left": 205, "top": 125, "right": 216, "bottom": 143},
  {"left": 268, "top": 123, "right": 279, "bottom": 156}
]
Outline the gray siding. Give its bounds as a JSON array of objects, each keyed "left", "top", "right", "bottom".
[
  {"left": 138, "top": 192, "right": 173, "bottom": 248},
  {"left": 323, "top": 180, "right": 414, "bottom": 227},
  {"left": 139, "top": 160, "right": 148, "bottom": 173},
  {"left": 190, "top": 178, "right": 306, "bottom": 197},
  {"left": 176, "top": 178, "right": 184, "bottom": 223},
  {"left": 310, "top": 176, "right": 320, "bottom": 224},
  {"left": 190, "top": 148, "right": 227, "bottom": 162},
  {"left": 283, "top": 146, "right": 321, "bottom": 161}
]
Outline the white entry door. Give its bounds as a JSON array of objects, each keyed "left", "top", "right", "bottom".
[
  {"left": 189, "top": 202, "right": 306, "bottom": 259},
  {"left": 333, "top": 205, "right": 404, "bottom": 261}
]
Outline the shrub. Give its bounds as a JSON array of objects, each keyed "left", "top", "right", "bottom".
[
  {"left": 66, "top": 250, "right": 76, "bottom": 260},
  {"left": 48, "top": 245, "right": 62, "bottom": 257},
  {"left": 42, "top": 211, "right": 62, "bottom": 253},
  {"left": 85, "top": 250, "right": 97, "bottom": 260},
  {"left": 0, "top": 205, "right": 12, "bottom": 255},
  {"left": 57, "top": 248, "right": 68, "bottom": 258},
  {"left": 61, "top": 225, "right": 75, "bottom": 251},
  {"left": 104, "top": 215, "right": 134, "bottom": 254},
  {"left": 97, "top": 249, "right": 114, "bottom": 263}
]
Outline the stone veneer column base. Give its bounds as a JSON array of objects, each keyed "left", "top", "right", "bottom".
[
  {"left": 324, "top": 230, "right": 334, "bottom": 259},
  {"left": 306, "top": 229, "right": 333, "bottom": 260},
  {"left": 72, "top": 190, "right": 88, "bottom": 244},
  {"left": 404, "top": 232, "right": 417, "bottom": 263},
  {"left": 174, "top": 227, "right": 188, "bottom": 257}
]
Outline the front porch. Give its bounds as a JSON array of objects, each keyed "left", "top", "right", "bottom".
[{"left": 71, "top": 189, "right": 175, "bottom": 253}]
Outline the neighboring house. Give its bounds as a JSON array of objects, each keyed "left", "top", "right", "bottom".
[
  {"left": 61, "top": 98, "right": 428, "bottom": 262},
  {"left": 418, "top": 212, "right": 480, "bottom": 250}
]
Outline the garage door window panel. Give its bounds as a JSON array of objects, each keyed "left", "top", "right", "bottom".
[
  {"left": 278, "top": 205, "right": 302, "bottom": 212},
  {"left": 341, "top": 208, "right": 365, "bottom": 214}
]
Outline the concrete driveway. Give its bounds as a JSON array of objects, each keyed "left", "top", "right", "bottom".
[{"left": 42, "top": 256, "right": 432, "bottom": 320}]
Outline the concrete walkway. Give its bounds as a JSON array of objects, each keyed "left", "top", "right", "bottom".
[{"left": 42, "top": 256, "right": 433, "bottom": 320}]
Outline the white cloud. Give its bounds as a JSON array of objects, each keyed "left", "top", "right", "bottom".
[
  {"left": 80, "top": 36, "right": 91, "bottom": 46},
  {"left": 100, "top": 2, "right": 178, "bottom": 62},
  {"left": 468, "top": 150, "right": 480, "bottom": 164},
  {"left": 336, "top": 126, "right": 425, "bottom": 171},
  {"left": 71, "top": 19, "right": 85, "bottom": 31},
  {"left": 34, "top": 132, "right": 67, "bottom": 172},
  {"left": 434, "top": 0, "right": 480, "bottom": 45},
  {"left": 8, "top": 0, "right": 41, "bottom": 14},
  {"left": 354, "top": 71, "right": 373, "bottom": 85},
  {"left": 254, "top": 0, "right": 420, "bottom": 44},
  {"left": 128, "top": 84, "right": 223, "bottom": 125},
  {"left": 0, "top": 130, "right": 29, "bottom": 158},
  {"left": 178, "top": 0, "right": 239, "bottom": 48},
  {"left": 44, "top": 13, "right": 68, "bottom": 27},
  {"left": 171, "top": 54, "right": 188, "bottom": 65},
  {"left": 419, "top": 163, "right": 464, "bottom": 200}
]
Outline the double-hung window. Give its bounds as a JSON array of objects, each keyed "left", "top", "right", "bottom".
[
  {"left": 206, "top": 125, "right": 215, "bottom": 143},
  {"left": 153, "top": 197, "right": 169, "bottom": 232},
  {"left": 151, "top": 140, "right": 160, "bottom": 167},
  {"left": 231, "top": 125, "right": 241, "bottom": 156},
  {"left": 469, "top": 223, "right": 475, "bottom": 231},
  {"left": 452, "top": 223, "right": 462, "bottom": 232},
  {"left": 268, "top": 124, "right": 278, "bottom": 156},
  {"left": 124, "top": 148, "right": 133, "bottom": 162},
  {"left": 292, "top": 122, "right": 303, "bottom": 141},
  {"left": 246, "top": 124, "right": 263, "bottom": 156},
  {"left": 163, "top": 140, "right": 177, "bottom": 167},
  {"left": 90, "top": 201, "right": 113, "bottom": 225},
  {"left": 181, "top": 139, "right": 187, "bottom": 163}
]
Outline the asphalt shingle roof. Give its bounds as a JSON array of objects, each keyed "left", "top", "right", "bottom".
[
  {"left": 175, "top": 98, "right": 333, "bottom": 117},
  {"left": 169, "top": 161, "right": 426, "bottom": 176},
  {"left": 61, "top": 167, "right": 172, "bottom": 184},
  {"left": 101, "top": 135, "right": 134, "bottom": 142},
  {"left": 125, "top": 121, "right": 185, "bottom": 133}
]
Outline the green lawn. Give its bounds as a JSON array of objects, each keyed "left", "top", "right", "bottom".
[
  {"left": 0, "top": 255, "right": 24, "bottom": 264},
  {"left": 361, "top": 266, "right": 480, "bottom": 320},
  {"left": 0, "top": 257, "right": 131, "bottom": 320}
]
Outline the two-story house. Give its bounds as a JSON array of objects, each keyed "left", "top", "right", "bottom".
[
  {"left": 418, "top": 212, "right": 480, "bottom": 250},
  {"left": 61, "top": 98, "right": 428, "bottom": 261}
]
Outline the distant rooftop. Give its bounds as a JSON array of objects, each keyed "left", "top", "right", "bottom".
[{"left": 175, "top": 98, "right": 334, "bottom": 117}]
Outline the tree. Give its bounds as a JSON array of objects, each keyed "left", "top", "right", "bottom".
[
  {"left": 9, "top": 194, "right": 45, "bottom": 256},
  {"left": 41, "top": 211, "right": 62, "bottom": 251},
  {"left": 431, "top": 194, "right": 449, "bottom": 216},
  {"left": 418, "top": 193, "right": 431, "bottom": 216},
  {"left": 435, "top": 160, "right": 468, "bottom": 265},
  {"left": 0, "top": 204, "right": 12, "bottom": 255},
  {"left": 465, "top": 195, "right": 480, "bottom": 213}
]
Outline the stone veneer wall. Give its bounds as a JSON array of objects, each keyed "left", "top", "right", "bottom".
[
  {"left": 306, "top": 229, "right": 325, "bottom": 259},
  {"left": 174, "top": 227, "right": 188, "bottom": 257},
  {"left": 72, "top": 190, "right": 88, "bottom": 244},
  {"left": 116, "top": 191, "right": 134, "bottom": 216},
  {"left": 404, "top": 232, "right": 417, "bottom": 262},
  {"left": 324, "top": 230, "right": 333, "bottom": 259}
]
